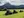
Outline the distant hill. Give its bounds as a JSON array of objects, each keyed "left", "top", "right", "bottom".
[{"left": 0, "top": 3, "right": 24, "bottom": 9}]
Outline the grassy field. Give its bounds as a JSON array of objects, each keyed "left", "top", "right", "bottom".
[{"left": 0, "top": 9, "right": 24, "bottom": 18}]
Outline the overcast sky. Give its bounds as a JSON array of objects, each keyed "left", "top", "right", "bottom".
[{"left": 0, "top": 0, "right": 24, "bottom": 6}]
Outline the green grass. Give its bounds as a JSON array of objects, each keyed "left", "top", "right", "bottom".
[{"left": 0, "top": 9, "right": 24, "bottom": 18}]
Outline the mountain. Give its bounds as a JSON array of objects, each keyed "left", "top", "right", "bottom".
[{"left": 0, "top": 3, "right": 24, "bottom": 9}]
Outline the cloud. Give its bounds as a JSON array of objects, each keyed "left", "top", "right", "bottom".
[{"left": 0, "top": 0, "right": 24, "bottom": 6}]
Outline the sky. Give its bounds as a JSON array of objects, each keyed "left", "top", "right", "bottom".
[{"left": 0, "top": 0, "right": 24, "bottom": 6}]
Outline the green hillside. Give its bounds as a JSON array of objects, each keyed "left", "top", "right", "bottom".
[{"left": 0, "top": 9, "right": 24, "bottom": 18}]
